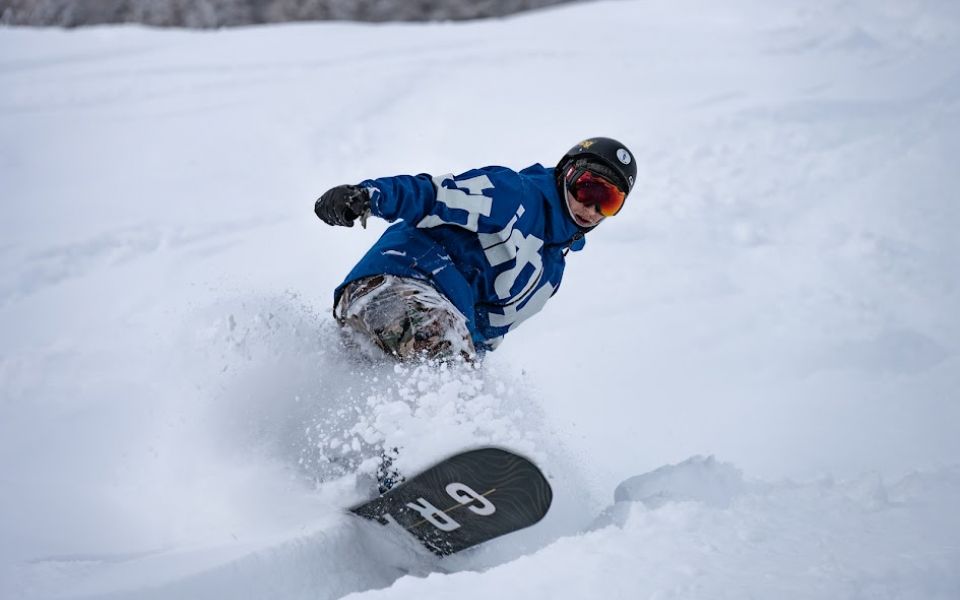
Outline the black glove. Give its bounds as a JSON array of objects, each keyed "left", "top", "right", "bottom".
[{"left": 314, "top": 184, "right": 371, "bottom": 227}]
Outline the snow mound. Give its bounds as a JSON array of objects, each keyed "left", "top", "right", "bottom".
[
  {"left": 613, "top": 455, "right": 745, "bottom": 508},
  {"left": 346, "top": 463, "right": 960, "bottom": 600}
]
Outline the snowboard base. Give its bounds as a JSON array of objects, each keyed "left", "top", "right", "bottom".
[{"left": 351, "top": 447, "right": 552, "bottom": 556}]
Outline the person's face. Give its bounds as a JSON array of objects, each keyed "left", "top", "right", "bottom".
[{"left": 565, "top": 189, "right": 605, "bottom": 228}]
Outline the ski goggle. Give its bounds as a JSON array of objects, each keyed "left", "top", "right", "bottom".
[{"left": 564, "top": 166, "right": 627, "bottom": 217}]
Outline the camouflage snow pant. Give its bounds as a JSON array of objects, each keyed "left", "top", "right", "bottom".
[{"left": 334, "top": 275, "right": 477, "bottom": 362}]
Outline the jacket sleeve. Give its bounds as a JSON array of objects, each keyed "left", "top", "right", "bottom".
[
  {"left": 361, "top": 167, "right": 523, "bottom": 232},
  {"left": 359, "top": 174, "right": 438, "bottom": 224}
]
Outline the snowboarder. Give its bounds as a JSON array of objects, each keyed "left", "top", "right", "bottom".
[{"left": 314, "top": 137, "right": 636, "bottom": 362}]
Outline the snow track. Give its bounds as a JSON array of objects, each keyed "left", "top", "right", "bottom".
[{"left": 21, "top": 516, "right": 425, "bottom": 599}]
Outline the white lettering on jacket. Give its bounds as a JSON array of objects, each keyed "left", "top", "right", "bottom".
[
  {"left": 417, "top": 174, "right": 493, "bottom": 232},
  {"left": 419, "top": 174, "right": 549, "bottom": 330}
]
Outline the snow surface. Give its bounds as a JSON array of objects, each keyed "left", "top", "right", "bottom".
[{"left": 2, "top": 0, "right": 959, "bottom": 598}]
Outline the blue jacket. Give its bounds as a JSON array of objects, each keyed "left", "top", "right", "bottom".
[{"left": 335, "top": 164, "right": 587, "bottom": 351}]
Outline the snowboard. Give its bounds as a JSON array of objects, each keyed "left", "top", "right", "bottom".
[{"left": 351, "top": 447, "right": 552, "bottom": 556}]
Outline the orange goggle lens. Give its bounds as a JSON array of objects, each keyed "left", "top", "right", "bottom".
[{"left": 568, "top": 169, "right": 626, "bottom": 217}]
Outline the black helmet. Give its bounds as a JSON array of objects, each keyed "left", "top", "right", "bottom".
[{"left": 557, "top": 137, "right": 636, "bottom": 195}]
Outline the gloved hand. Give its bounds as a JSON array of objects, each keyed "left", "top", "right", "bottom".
[{"left": 314, "top": 184, "right": 371, "bottom": 227}]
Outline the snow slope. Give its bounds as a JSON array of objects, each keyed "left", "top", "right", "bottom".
[{"left": 1, "top": 0, "right": 959, "bottom": 597}]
